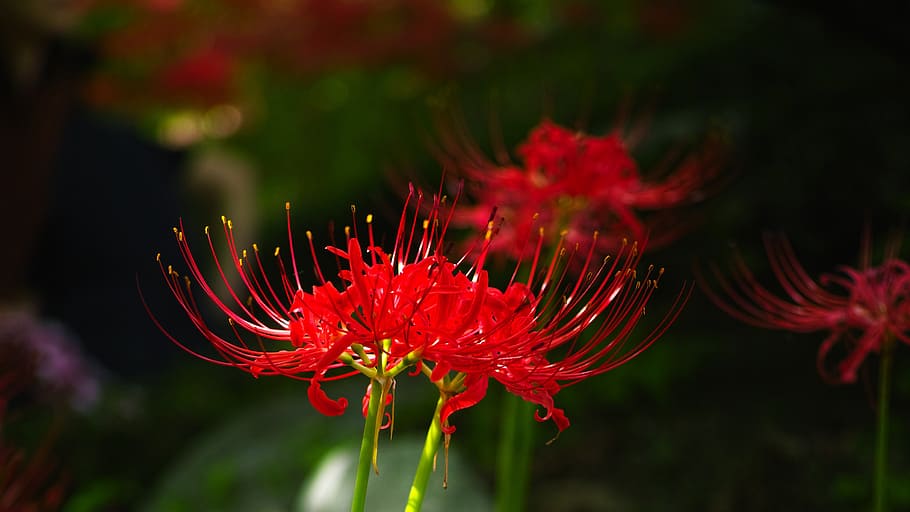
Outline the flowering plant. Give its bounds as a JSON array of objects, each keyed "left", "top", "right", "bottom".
[
  {"left": 436, "top": 118, "right": 723, "bottom": 262},
  {"left": 701, "top": 234, "right": 909, "bottom": 512},
  {"left": 701, "top": 234, "right": 909, "bottom": 383},
  {"left": 430, "top": 113, "right": 721, "bottom": 508},
  {"left": 148, "top": 183, "right": 688, "bottom": 511}
]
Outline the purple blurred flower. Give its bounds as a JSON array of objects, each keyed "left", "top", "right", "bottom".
[{"left": 0, "top": 310, "right": 101, "bottom": 412}]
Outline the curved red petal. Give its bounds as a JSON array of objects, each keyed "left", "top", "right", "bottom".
[
  {"left": 439, "top": 374, "right": 488, "bottom": 434},
  {"left": 429, "top": 361, "right": 451, "bottom": 383},
  {"left": 308, "top": 376, "right": 348, "bottom": 416}
]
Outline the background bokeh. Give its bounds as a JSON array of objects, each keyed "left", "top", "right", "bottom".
[{"left": 2, "top": 0, "right": 909, "bottom": 510}]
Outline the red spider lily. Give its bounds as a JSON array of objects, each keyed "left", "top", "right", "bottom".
[
  {"left": 701, "top": 234, "right": 910, "bottom": 383},
  {"left": 437, "top": 118, "right": 723, "bottom": 262},
  {"left": 149, "top": 183, "right": 688, "bottom": 434},
  {"left": 436, "top": 236, "right": 688, "bottom": 435}
]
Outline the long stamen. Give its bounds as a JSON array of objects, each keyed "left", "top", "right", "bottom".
[{"left": 285, "top": 202, "right": 303, "bottom": 291}]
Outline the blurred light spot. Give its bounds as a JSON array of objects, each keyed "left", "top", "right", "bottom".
[
  {"left": 159, "top": 111, "right": 202, "bottom": 148},
  {"left": 299, "top": 449, "right": 356, "bottom": 511},
  {"left": 158, "top": 105, "right": 243, "bottom": 147},
  {"left": 202, "top": 104, "right": 244, "bottom": 139}
]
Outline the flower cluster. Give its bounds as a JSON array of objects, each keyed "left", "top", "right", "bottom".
[
  {"left": 150, "top": 184, "right": 687, "bottom": 435},
  {"left": 701, "top": 235, "right": 910, "bottom": 383},
  {"left": 84, "top": 0, "right": 530, "bottom": 110},
  {"left": 437, "top": 118, "right": 722, "bottom": 261}
]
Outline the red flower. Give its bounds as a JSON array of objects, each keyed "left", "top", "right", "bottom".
[
  {"left": 436, "top": 236, "right": 688, "bottom": 434},
  {"left": 438, "top": 118, "right": 723, "bottom": 261},
  {"left": 701, "top": 235, "right": 910, "bottom": 383},
  {"left": 158, "top": 45, "right": 236, "bottom": 104},
  {"left": 85, "top": 0, "right": 532, "bottom": 112},
  {"left": 150, "top": 184, "right": 687, "bottom": 433}
]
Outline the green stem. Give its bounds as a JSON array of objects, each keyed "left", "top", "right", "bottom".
[
  {"left": 352, "top": 377, "right": 383, "bottom": 512},
  {"left": 405, "top": 394, "right": 446, "bottom": 512},
  {"left": 874, "top": 337, "right": 895, "bottom": 512},
  {"left": 495, "top": 393, "right": 535, "bottom": 512}
]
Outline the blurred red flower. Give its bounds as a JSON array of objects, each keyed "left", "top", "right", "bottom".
[
  {"left": 701, "top": 235, "right": 910, "bottom": 383},
  {"left": 83, "top": 0, "right": 531, "bottom": 111},
  {"left": 438, "top": 118, "right": 723, "bottom": 262}
]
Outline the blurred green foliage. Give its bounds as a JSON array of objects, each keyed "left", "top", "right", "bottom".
[{"left": 40, "top": 0, "right": 910, "bottom": 510}]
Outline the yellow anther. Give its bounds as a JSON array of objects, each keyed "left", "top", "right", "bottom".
[
  {"left": 306, "top": 230, "right": 313, "bottom": 240},
  {"left": 242, "top": 249, "right": 248, "bottom": 258},
  {"left": 285, "top": 201, "right": 290, "bottom": 211},
  {"left": 422, "top": 219, "right": 429, "bottom": 229},
  {"left": 484, "top": 221, "right": 495, "bottom": 240},
  {"left": 177, "top": 231, "right": 184, "bottom": 242},
  {"left": 253, "top": 243, "right": 259, "bottom": 252},
  {"left": 221, "top": 215, "right": 227, "bottom": 224},
  {"left": 204, "top": 226, "right": 210, "bottom": 235},
  {"left": 366, "top": 214, "right": 373, "bottom": 224},
  {"left": 156, "top": 253, "right": 161, "bottom": 262},
  {"left": 344, "top": 226, "right": 351, "bottom": 237},
  {"left": 274, "top": 247, "right": 280, "bottom": 256},
  {"left": 592, "top": 230, "right": 599, "bottom": 239},
  {"left": 167, "top": 265, "right": 173, "bottom": 274},
  {"left": 227, "top": 219, "right": 233, "bottom": 230}
]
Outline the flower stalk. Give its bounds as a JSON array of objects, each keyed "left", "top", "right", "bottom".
[
  {"left": 352, "top": 376, "right": 383, "bottom": 512},
  {"left": 701, "top": 234, "right": 909, "bottom": 512},
  {"left": 495, "top": 394, "right": 534, "bottom": 512},
  {"left": 406, "top": 394, "right": 447, "bottom": 512},
  {"left": 874, "top": 336, "right": 895, "bottom": 512}
]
